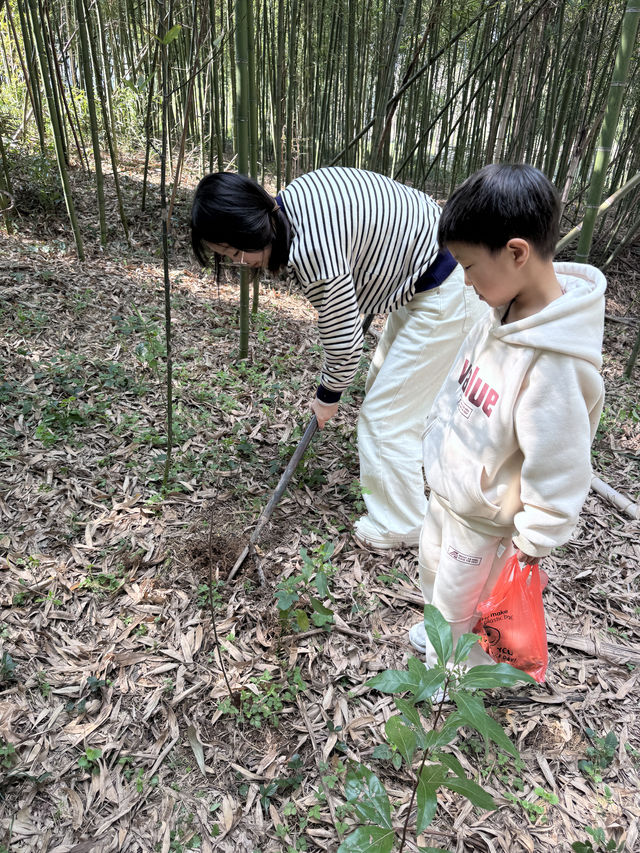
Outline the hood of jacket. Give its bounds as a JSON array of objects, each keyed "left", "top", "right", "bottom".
[{"left": 489, "top": 262, "right": 606, "bottom": 368}]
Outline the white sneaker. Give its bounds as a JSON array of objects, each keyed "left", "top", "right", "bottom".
[
  {"left": 408, "top": 621, "right": 427, "bottom": 653},
  {"left": 353, "top": 515, "right": 420, "bottom": 551}
]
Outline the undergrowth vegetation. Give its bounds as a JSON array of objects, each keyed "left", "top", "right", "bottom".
[{"left": 0, "top": 159, "right": 638, "bottom": 852}]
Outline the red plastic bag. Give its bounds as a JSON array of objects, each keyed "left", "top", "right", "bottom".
[{"left": 474, "top": 554, "right": 548, "bottom": 683}]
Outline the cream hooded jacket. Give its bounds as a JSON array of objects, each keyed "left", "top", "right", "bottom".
[{"left": 422, "top": 262, "right": 606, "bottom": 558}]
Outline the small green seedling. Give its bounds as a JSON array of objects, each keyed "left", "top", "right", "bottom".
[
  {"left": 578, "top": 728, "right": 618, "bottom": 785},
  {"left": 0, "top": 651, "right": 16, "bottom": 682},
  {"left": 217, "top": 668, "right": 307, "bottom": 729},
  {"left": 572, "top": 825, "right": 626, "bottom": 852},
  {"left": 337, "top": 604, "right": 536, "bottom": 853},
  {"left": 0, "top": 738, "right": 17, "bottom": 769},
  {"left": 77, "top": 747, "right": 102, "bottom": 774},
  {"left": 275, "top": 544, "right": 337, "bottom": 632}
]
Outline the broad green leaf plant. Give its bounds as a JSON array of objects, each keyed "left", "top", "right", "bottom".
[{"left": 338, "top": 605, "right": 536, "bottom": 853}]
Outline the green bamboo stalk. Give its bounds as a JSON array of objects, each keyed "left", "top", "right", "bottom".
[
  {"left": 0, "top": 130, "right": 14, "bottom": 233},
  {"left": 624, "top": 328, "right": 640, "bottom": 378},
  {"left": 399, "top": 0, "right": 549, "bottom": 184},
  {"left": 210, "top": 0, "right": 224, "bottom": 172},
  {"left": 75, "top": 0, "right": 107, "bottom": 245},
  {"left": 38, "top": 0, "right": 69, "bottom": 164},
  {"left": 557, "top": 172, "right": 640, "bottom": 252},
  {"left": 24, "top": 0, "right": 84, "bottom": 257},
  {"left": 285, "top": 0, "right": 299, "bottom": 183},
  {"left": 141, "top": 34, "right": 159, "bottom": 212},
  {"left": 273, "top": 0, "right": 285, "bottom": 187},
  {"left": 248, "top": 0, "right": 259, "bottom": 313},
  {"left": 329, "top": 0, "right": 504, "bottom": 168},
  {"left": 370, "top": 0, "right": 411, "bottom": 173},
  {"left": 576, "top": 1, "right": 640, "bottom": 263},
  {"left": 83, "top": 0, "right": 130, "bottom": 242},
  {"left": 247, "top": 0, "right": 258, "bottom": 180},
  {"left": 344, "top": 0, "right": 356, "bottom": 162},
  {"left": 235, "top": 0, "right": 251, "bottom": 358},
  {"left": 5, "top": 0, "right": 45, "bottom": 149},
  {"left": 167, "top": 2, "right": 200, "bottom": 229},
  {"left": 94, "top": 0, "right": 119, "bottom": 163},
  {"left": 603, "top": 207, "right": 640, "bottom": 271},
  {"left": 43, "top": 3, "right": 87, "bottom": 168},
  {"left": 160, "top": 0, "right": 174, "bottom": 490}
]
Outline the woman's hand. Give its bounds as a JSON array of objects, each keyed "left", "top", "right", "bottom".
[{"left": 311, "top": 397, "right": 339, "bottom": 428}]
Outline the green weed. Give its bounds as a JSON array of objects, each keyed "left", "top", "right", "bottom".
[
  {"left": 217, "top": 667, "right": 307, "bottom": 729},
  {"left": 578, "top": 728, "right": 618, "bottom": 785},
  {"left": 504, "top": 785, "right": 559, "bottom": 824},
  {"left": 0, "top": 738, "right": 17, "bottom": 769},
  {"left": 572, "top": 825, "right": 626, "bottom": 852},
  {"left": 196, "top": 579, "right": 223, "bottom": 609},
  {"left": 337, "top": 604, "right": 536, "bottom": 852},
  {"left": 37, "top": 671, "right": 52, "bottom": 699},
  {"left": 77, "top": 747, "right": 102, "bottom": 774},
  {"left": 135, "top": 767, "right": 159, "bottom": 793},
  {"left": 258, "top": 754, "right": 305, "bottom": 811},
  {"left": 117, "top": 309, "right": 166, "bottom": 374},
  {"left": 0, "top": 651, "right": 16, "bottom": 682},
  {"left": 79, "top": 566, "right": 126, "bottom": 595},
  {"left": 275, "top": 543, "right": 336, "bottom": 632}
]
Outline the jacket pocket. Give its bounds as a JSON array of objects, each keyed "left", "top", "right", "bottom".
[{"left": 425, "top": 426, "right": 501, "bottom": 521}]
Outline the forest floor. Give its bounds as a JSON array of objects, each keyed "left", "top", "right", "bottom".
[{"left": 1, "top": 156, "right": 639, "bottom": 853}]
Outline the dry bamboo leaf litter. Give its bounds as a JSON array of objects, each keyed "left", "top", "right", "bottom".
[{"left": 1, "top": 181, "right": 639, "bottom": 852}]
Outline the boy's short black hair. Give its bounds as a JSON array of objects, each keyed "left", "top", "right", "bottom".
[{"left": 438, "top": 164, "right": 561, "bottom": 259}]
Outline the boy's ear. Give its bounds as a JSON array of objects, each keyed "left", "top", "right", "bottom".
[{"left": 506, "top": 238, "right": 530, "bottom": 267}]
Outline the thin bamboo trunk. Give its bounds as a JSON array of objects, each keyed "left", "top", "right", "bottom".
[
  {"left": 247, "top": 0, "right": 258, "bottom": 180},
  {"left": 5, "top": 0, "right": 45, "bottom": 149},
  {"left": 557, "top": 172, "right": 640, "bottom": 252},
  {"left": 576, "top": 1, "right": 640, "bottom": 262},
  {"left": 38, "top": 0, "right": 69, "bottom": 164},
  {"left": 25, "top": 0, "right": 84, "bottom": 258},
  {"left": 75, "top": 0, "right": 107, "bottom": 245},
  {"left": 235, "top": 0, "right": 251, "bottom": 358},
  {"left": 44, "top": 2, "right": 86, "bottom": 167},
  {"left": 141, "top": 36, "right": 159, "bottom": 212},
  {"left": 160, "top": 0, "right": 174, "bottom": 490},
  {"left": 285, "top": 0, "right": 299, "bottom": 183},
  {"left": 0, "top": 131, "right": 14, "bottom": 232},
  {"left": 83, "top": 0, "right": 129, "bottom": 242},
  {"left": 603, "top": 208, "right": 640, "bottom": 270},
  {"left": 95, "top": 0, "right": 119, "bottom": 163}
]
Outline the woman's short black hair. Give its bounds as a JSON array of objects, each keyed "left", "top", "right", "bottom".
[
  {"left": 190, "top": 171, "right": 291, "bottom": 273},
  {"left": 438, "top": 164, "right": 561, "bottom": 259}
]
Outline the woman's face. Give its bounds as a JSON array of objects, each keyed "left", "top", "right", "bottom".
[{"left": 205, "top": 242, "right": 271, "bottom": 269}]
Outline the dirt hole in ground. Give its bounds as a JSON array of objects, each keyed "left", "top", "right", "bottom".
[{"left": 181, "top": 531, "right": 246, "bottom": 582}]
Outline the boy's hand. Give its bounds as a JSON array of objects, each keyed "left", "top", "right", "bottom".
[
  {"left": 311, "top": 397, "right": 339, "bottom": 428},
  {"left": 514, "top": 546, "right": 539, "bottom": 566}
]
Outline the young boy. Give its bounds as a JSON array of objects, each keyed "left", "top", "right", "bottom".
[{"left": 409, "top": 164, "right": 606, "bottom": 669}]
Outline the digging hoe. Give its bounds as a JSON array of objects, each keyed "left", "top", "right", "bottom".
[{"left": 228, "top": 314, "right": 375, "bottom": 579}]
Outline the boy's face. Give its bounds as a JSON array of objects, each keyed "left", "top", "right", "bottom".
[{"left": 447, "top": 241, "right": 520, "bottom": 308}]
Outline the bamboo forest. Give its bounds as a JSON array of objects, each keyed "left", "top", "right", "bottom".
[{"left": 0, "top": 0, "right": 639, "bottom": 850}]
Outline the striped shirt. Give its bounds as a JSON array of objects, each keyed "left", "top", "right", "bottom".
[{"left": 279, "top": 167, "right": 442, "bottom": 400}]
